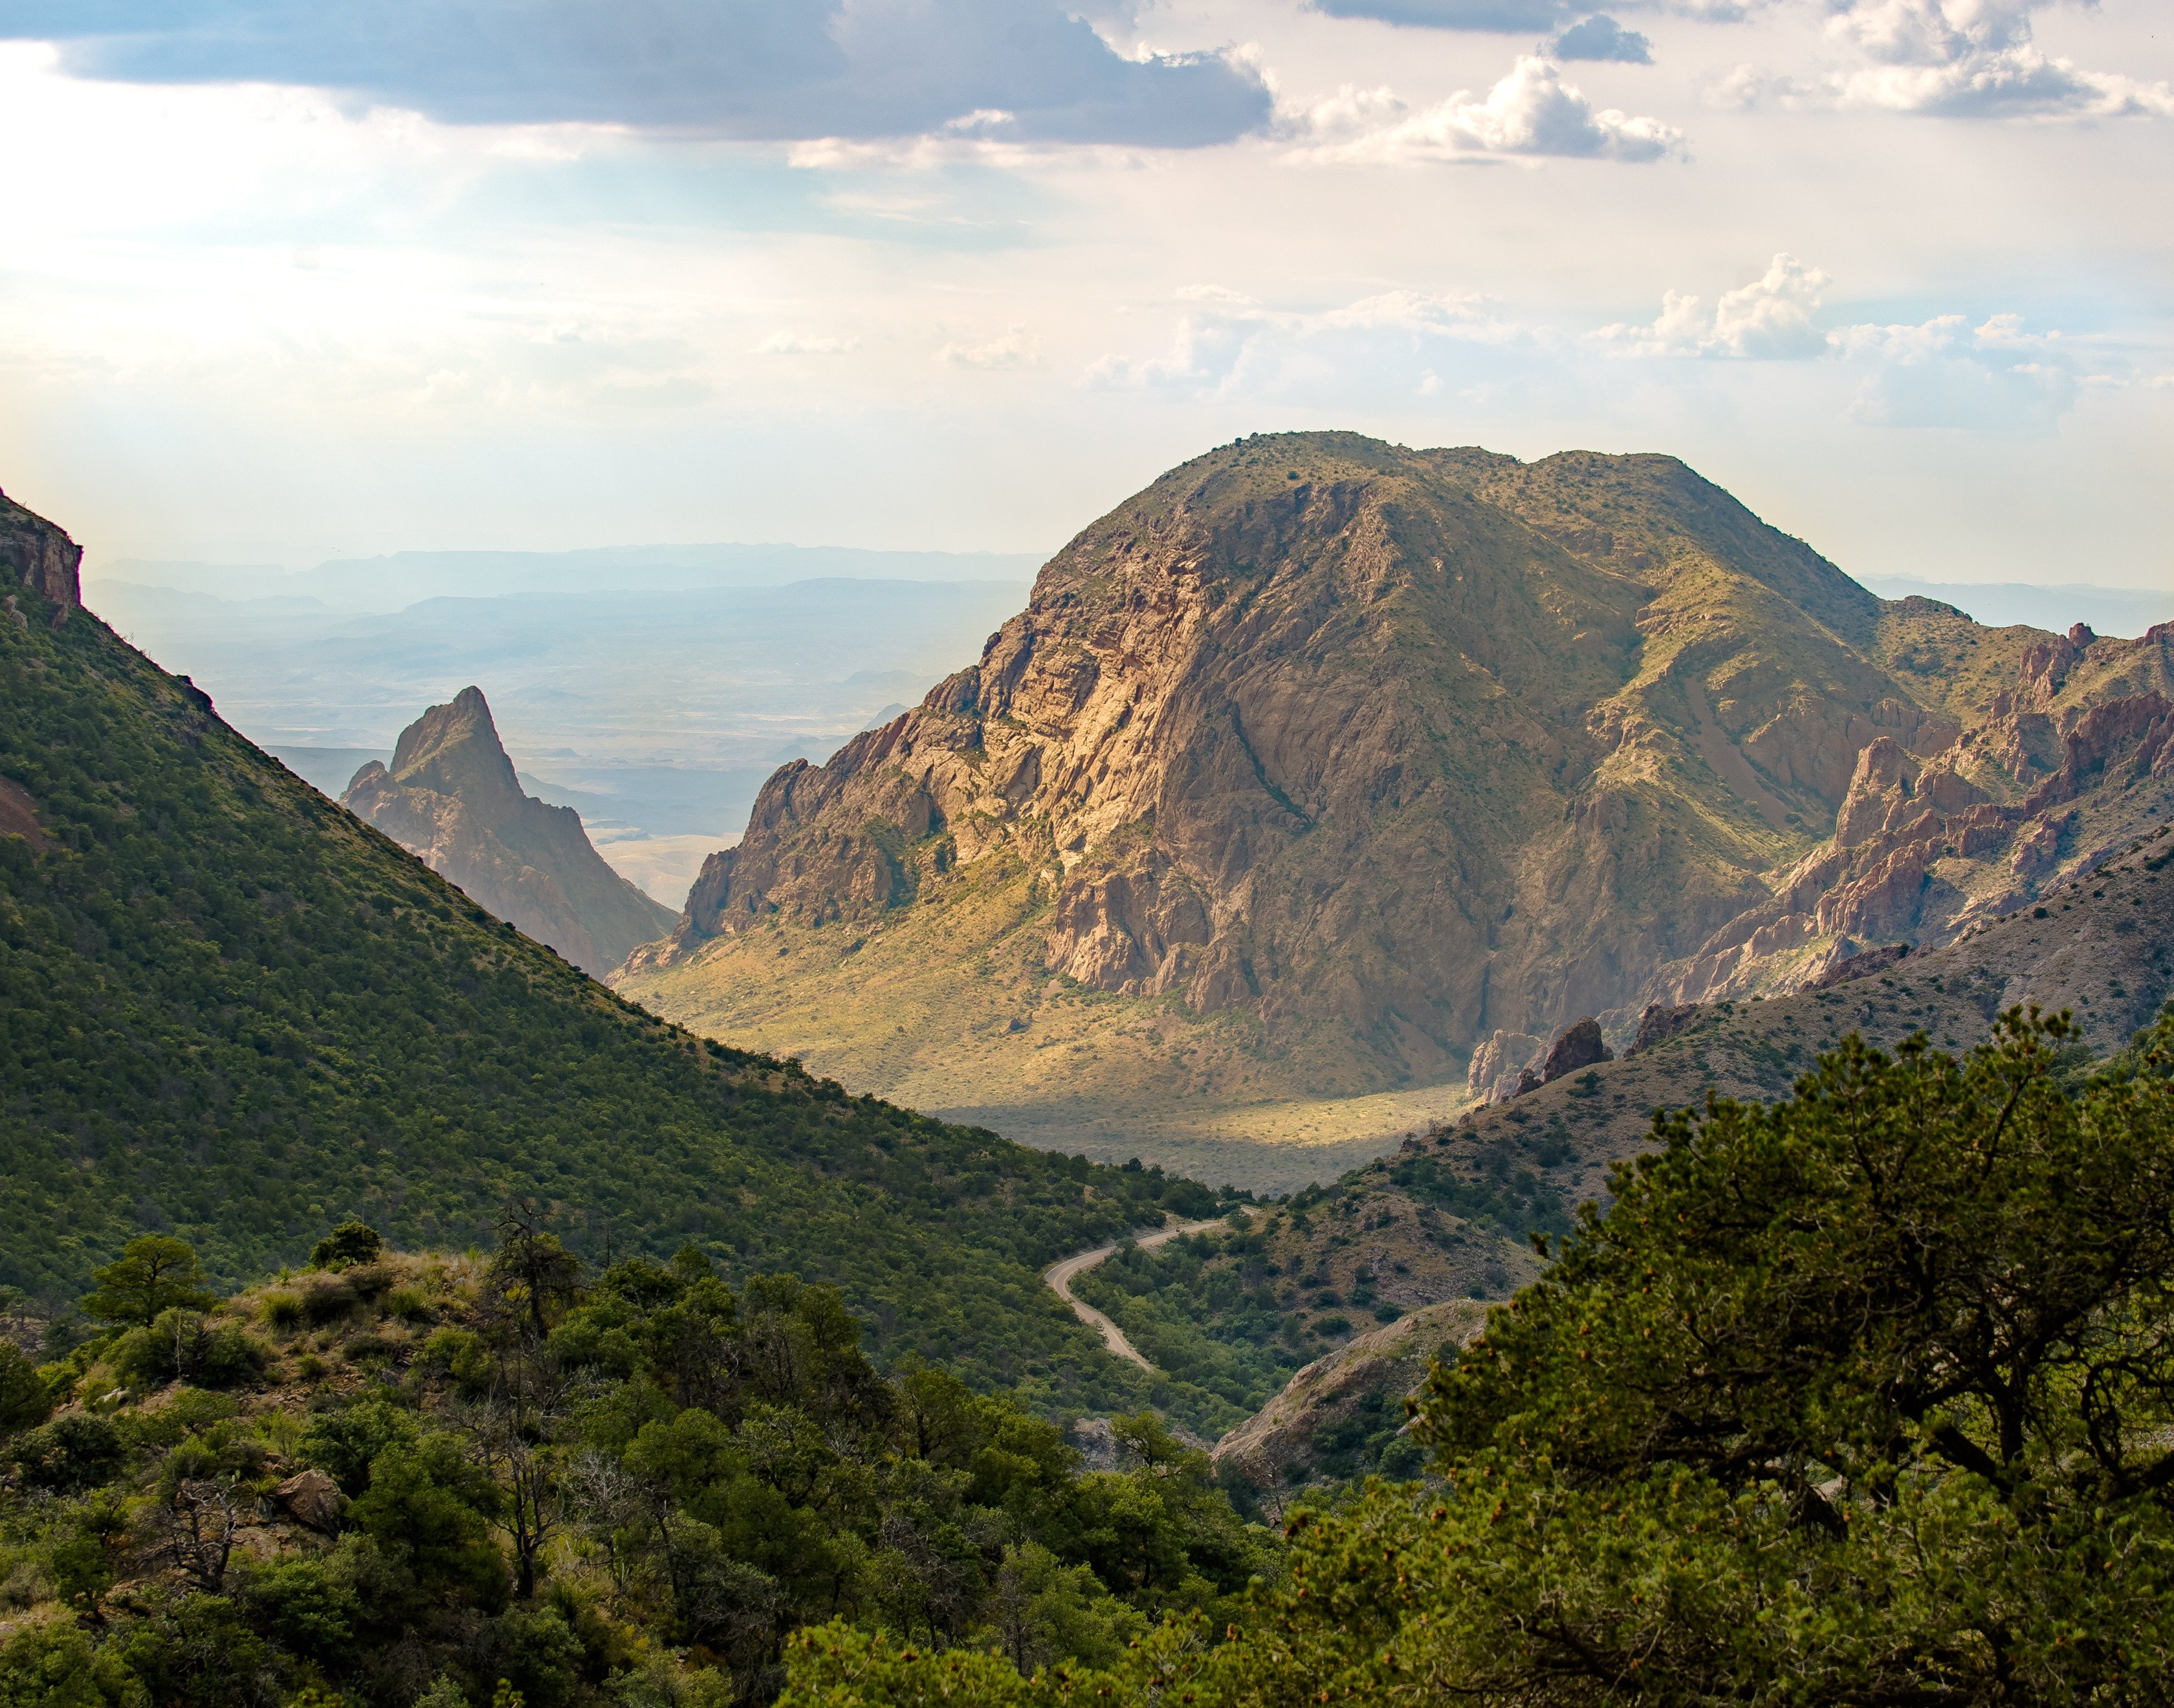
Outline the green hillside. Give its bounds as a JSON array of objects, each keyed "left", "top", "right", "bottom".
[{"left": 0, "top": 498, "right": 1216, "bottom": 1404}]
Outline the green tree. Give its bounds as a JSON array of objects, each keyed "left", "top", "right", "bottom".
[
  {"left": 79, "top": 1238, "right": 215, "bottom": 1329},
  {"left": 0, "top": 1342, "right": 54, "bottom": 1434}
]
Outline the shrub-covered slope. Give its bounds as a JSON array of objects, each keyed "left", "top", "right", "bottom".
[
  {"left": 0, "top": 1229, "right": 1275, "bottom": 1707},
  {"left": 0, "top": 488, "right": 1215, "bottom": 1399}
]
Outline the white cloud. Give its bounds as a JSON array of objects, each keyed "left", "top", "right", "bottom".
[
  {"left": 1706, "top": 63, "right": 1808, "bottom": 108},
  {"left": 938, "top": 327, "right": 1044, "bottom": 369},
  {"left": 1082, "top": 288, "right": 1521, "bottom": 393},
  {"left": 1599, "top": 254, "right": 1830, "bottom": 357},
  {"left": 755, "top": 332, "right": 859, "bottom": 355},
  {"left": 1283, "top": 56, "right": 1684, "bottom": 164},
  {"left": 1832, "top": 311, "right": 2079, "bottom": 432},
  {"left": 1827, "top": 0, "right": 2174, "bottom": 118}
]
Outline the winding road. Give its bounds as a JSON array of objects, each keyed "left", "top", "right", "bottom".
[{"left": 1044, "top": 1215, "right": 1239, "bottom": 1371}]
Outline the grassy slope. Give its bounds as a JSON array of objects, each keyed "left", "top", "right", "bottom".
[{"left": 0, "top": 591, "right": 1221, "bottom": 1407}]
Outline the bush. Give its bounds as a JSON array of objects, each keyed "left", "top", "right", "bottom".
[
  {"left": 110, "top": 1311, "right": 269, "bottom": 1391},
  {"left": 311, "top": 1221, "right": 384, "bottom": 1271},
  {"left": 0, "top": 1614, "right": 142, "bottom": 1707},
  {"left": 298, "top": 1278, "right": 359, "bottom": 1328},
  {"left": 10, "top": 1413, "right": 124, "bottom": 1493},
  {"left": 259, "top": 1291, "right": 304, "bottom": 1332},
  {"left": 0, "top": 1342, "right": 54, "bottom": 1435}
]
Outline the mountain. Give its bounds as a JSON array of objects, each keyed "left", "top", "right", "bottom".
[
  {"left": 615, "top": 430, "right": 2171, "bottom": 1188},
  {"left": 340, "top": 687, "right": 675, "bottom": 974},
  {"left": 0, "top": 484, "right": 1221, "bottom": 1404}
]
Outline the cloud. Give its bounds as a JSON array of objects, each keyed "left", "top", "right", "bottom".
[
  {"left": 1832, "top": 311, "right": 2078, "bottom": 432},
  {"left": 1312, "top": 0, "right": 1579, "bottom": 29},
  {"left": 756, "top": 333, "right": 858, "bottom": 355},
  {"left": 1286, "top": 57, "right": 1684, "bottom": 162},
  {"left": 1599, "top": 254, "right": 1830, "bottom": 356},
  {"left": 939, "top": 327, "right": 1043, "bottom": 369},
  {"left": 1550, "top": 15, "right": 1653, "bottom": 63},
  {"left": 0, "top": 0, "right": 1274, "bottom": 146},
  {"left": 1825, "top": 0, "right": 2174, "bottom": 118},
  {"left": 1706, "top": 62, "right": 1808, "bottom": 107},
  {"left": 1082, "top": 288, "right": 1523, "bottom": 394}
]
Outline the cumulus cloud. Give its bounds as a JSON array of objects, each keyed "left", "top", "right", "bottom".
[
  {"left": 0, "top": 0, "right": 1273, "bottom": 145},
  {"left": 1286, "top": 56, "right": 1683, "bottom": 162},
  {"left": 1550, "top": 16, "right": 1653, "bottom": 63},
  {"left": 1832, "top": 311, "right": 2079, "bottom": 432},
  {"left": 1082, "top": 288, "right": 1521, "bottom": 395},
  {"left": 1599, "top": 254, "right": 1830, "bottom": 356},
  {"left": 1706, "top": 63, "right": 1809, "bottom": 107},
  {"left": 1826, "top": 0, "right": 2173, "bottom": 118},
  {"left": 938, "top": 327, "right": 1044, "bottom": 369}
]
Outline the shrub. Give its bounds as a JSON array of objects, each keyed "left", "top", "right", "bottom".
[
  {"left": 311, "top": 1221, "right": 384, "bottom": 1271},
  {"left": 0, "top": 1342, "right": 54, "bottom": 1435},
  {"left": 110, "top": 1311, "right": 269, "bottom": 1391},
  {"left": 259, "top": 1291, "right": 304, "bottom": 1332},
  {"left": 385, "top": 1284, "right": 437, "bottom": 1325},
  {"left": 298, "top": 1278, "right": 359, "bottom": 1328},
  {"left": 10, "top": 1413, "right": 124, "bottom": 1493}
]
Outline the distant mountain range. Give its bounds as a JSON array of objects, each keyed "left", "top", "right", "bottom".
[
  {"left": 93, "top": 540, "right": 1044, "bottom": 612},
  {"left": 1857, "top": 574, "right": 2169, "bottom": 639},
  {"left": 616, "top": 432, "right": 2174, "bottom": 1190},
  {"left": 81, "top": 564, "right": 1034, "bottom": 897}
]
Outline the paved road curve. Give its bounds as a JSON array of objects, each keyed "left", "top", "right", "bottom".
[{"left": 1043, "top": 1215, "right": 1238, "bottom": 1372}]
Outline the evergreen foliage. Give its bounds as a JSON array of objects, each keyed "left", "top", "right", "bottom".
[
  {"left": 782, "top": 1010, "right": 2174, "bottom": 1706},
  {"left": 0, "top": 599, "right": 1218, "bottom": 1397},
  {"left": 0, "top": 1229, "right": 1276, "bottom": 1707}
]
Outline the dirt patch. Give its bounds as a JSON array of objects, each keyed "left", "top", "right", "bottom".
[{"left": 0, "top": 774, "right": 48, "bottom": 851}]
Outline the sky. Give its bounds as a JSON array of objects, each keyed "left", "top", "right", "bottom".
[{"left": 0, "top": 0, "right": 2169, "bottom": 591}]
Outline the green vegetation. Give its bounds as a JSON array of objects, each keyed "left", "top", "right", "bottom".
[
  {"left": 783, "top": 1009, "right": 2174, "bottom": 1705},
  {"left": 1068, "top": 1232, "right": 1304, "bottom": 1433},
  {"left": 0, "top": 595, "right": 1220, "bottom": 1402},
  {"left": 0, "top": 1225, "right": 1277, "bottom": 1706}
]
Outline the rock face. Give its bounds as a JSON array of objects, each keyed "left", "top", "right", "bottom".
[
  {"left": 342, "top": 688, "right": 675, "bottom": 976},
  {"left": 619, "top": 433, "right": 2174, "bottom": 1147},
  {"left": 0, "top": 487, "right": 82, "bottom": 624},
  {"left": 1539, "top": 1017, "right": 1612, "bottom": 1083}
]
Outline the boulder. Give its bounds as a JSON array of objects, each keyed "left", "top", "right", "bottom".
[{"left": 272, "top": 1469, "right": 344, "bottom": 1534}]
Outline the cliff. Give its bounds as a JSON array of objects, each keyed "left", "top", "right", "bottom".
[
  {"left": 342, "top": 686, "right": 675, "bottom": 975},
  {"left": 1, "top": 485, "right": 82, "bottom": 621},
  {"left": 615, "top": 432, "right": 2174, "bottom": 1184}
]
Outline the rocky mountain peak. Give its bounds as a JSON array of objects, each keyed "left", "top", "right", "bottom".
[
  {"left": 344, "top": 688, "right": 674, "bottom": 976},
  {"left": 380, "top": 683, "right": 522, "bottom": 804}
]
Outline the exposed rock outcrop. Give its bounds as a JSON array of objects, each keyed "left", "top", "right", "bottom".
[
  {"left": 343, "top": 688, "right": 675, "bottom": 975},
  {"left": 1467, "top": 1029, "right": 1545, "bottom": 1104},
  {"left": 0, "top": 486, "right": 82, "bottom": 622},
  {"left": 1540, "top": 1017, "right": 1612, "bottom": 1084}
]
